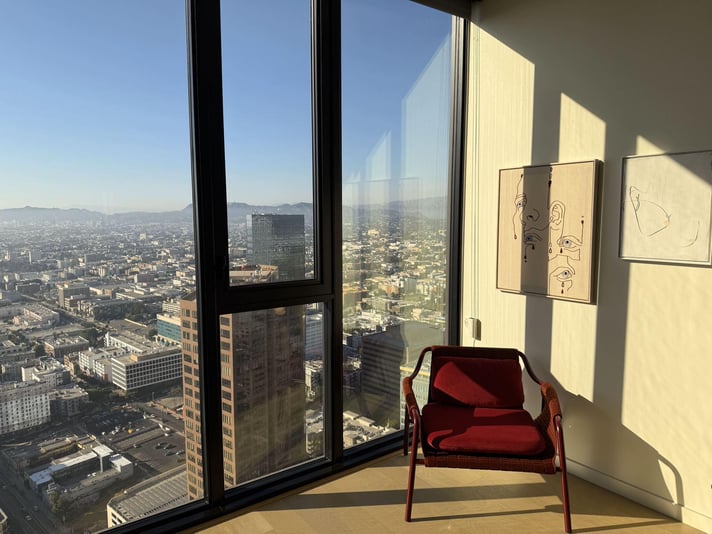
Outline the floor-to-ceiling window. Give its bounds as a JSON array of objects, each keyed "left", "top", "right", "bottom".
[
  {"left": 0, "top": 2, "right": 196, "bottom": 532},
  {"left": 0, "top": 1, "right": 466, "bottom": 531},
  {"left": 341, "top": 0, "right": 457, "bottom": 447}
]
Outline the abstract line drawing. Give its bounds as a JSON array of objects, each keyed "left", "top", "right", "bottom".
[
  {"left": 620, "top": 150, "right": 712, "bottom": 264},
  {"left": 497, "top": 160, "right": 600, "bottom": 303}
]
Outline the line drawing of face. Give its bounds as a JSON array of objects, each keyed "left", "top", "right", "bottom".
[
  {"left": 548, "top": 199, "right": 585, "bottom": 295},
  {"left": 512, "top": 173, "right": 550, "bottom": 265}
]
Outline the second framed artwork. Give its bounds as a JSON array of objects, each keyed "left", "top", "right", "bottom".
[
  {"left": 497, "top": 160, "right": 601, "bottom": 303},
  {"left": 619, "top": 149, "right": 712, "bottom": 265}
]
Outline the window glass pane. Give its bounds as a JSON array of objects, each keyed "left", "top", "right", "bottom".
[
  {"left": 0, "top": 1, "right": 196, "bottom": 530},
  {"left": 341, "top": 0, "right": 452, "bottom": 448},
  {"left": 216, "top": 304, "right": 325, "bottom": 490},
  {"left": 221, "top": 1, "right": 315, "bottom": 284}
]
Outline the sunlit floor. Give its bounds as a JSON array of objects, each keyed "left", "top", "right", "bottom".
[{"left": 184, "top": 453, "right": 702, "bottom": 534}]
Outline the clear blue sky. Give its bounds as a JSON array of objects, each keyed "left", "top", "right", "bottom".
[{"left": 0, "top": 1, "right": 451, "bottom": 213}]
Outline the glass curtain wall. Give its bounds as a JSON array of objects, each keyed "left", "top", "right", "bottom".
[
  {"left": 0, "top": 2, "right": 196, "bottom": 532},
  {"left": 216, "top": 0, "right": 326, "bottom": 494},
  {"left": 341, "top": 0, "right": 454, "bottom": 446},
  {"left": 0, "top": 0, "right": 460, "bottom": 530}
]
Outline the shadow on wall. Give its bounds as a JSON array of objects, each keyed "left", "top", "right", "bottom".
[{"left": 479, "top": 0, "right": 712, "bottom": 520}]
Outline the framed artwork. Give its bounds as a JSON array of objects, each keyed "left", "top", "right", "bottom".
[
  {"left": 619, "top": 150, "right": 712, "bottom": 265},
  {"left": 497, "top": 160, "right": 601, "bottom": 303}
]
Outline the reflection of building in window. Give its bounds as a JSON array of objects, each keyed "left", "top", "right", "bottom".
[
  {"left": 247, "top": 214, "right": 305, "bottom": 282},
  {"left": 181, "top": 293, "right": 308, "bottom": 499}
]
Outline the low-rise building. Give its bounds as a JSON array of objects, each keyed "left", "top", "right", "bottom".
[
  {"left": 111, "top": 350, "right": 182, "bottom": 391},
  {"left": 106, "top": 467, "right": 187, "bottom": 528}
]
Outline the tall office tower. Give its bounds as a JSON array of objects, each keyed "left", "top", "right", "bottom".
[
  {"left": 181, "top": 293, "right": 307, "bottom": 500},
  {"left": 247, "top": 214, "right": 305, "bottom": 282},
  {"left": 359, "top": 321, "right": 445, "bottom": 428},
  {"left": 180, "top": 293, "right": 203, "bottom": 499}
]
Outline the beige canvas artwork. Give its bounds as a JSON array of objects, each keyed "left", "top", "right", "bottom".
[{"left": 497, "top": 161, "right": 600, "bottom": 303}]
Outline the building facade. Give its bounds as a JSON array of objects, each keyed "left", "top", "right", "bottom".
[
  {"left": 181, "top": 293, "right": 308, "bottom": 499},
  {"left": 0, "top": 381, "right": 51, "bottom": 435},
  {"left": 247, "top": 214, "right": 306, "bottom": 282}
]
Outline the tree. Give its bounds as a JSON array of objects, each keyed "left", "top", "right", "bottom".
[{"left": 50, "top": 491, "right": 71, "bottom": 516}]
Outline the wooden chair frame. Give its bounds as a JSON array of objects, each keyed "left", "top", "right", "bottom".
[{"left": 403, "top": 345, "right": 571, "bottom": 532}]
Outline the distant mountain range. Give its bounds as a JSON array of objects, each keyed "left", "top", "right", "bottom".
[
  {"left": 0, "top": 203, "right": 313, "bottom": 225},
  {"left": 0, "top": 198, "right": 446, "bottom": 225}
]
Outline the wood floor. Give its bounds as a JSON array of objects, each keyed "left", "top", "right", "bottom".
[{"left": 184, "top": 453, "right": 702, "bottom": 534}]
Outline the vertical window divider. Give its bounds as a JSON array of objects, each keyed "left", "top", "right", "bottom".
[
  {"left": 312, "top": 0, "right": 344, "bottom": 463},
  {"left": 186, "top": 0, "right": 228, "bottom": 506},
  {"left": 448, "top": 17, "right": 469, "bottom": 345}
]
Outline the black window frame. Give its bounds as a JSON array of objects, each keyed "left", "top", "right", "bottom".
[{"left": 107, "top": 0, "right": 468, "bottom": 531}]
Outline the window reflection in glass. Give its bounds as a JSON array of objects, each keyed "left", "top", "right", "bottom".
[{"left": 341, "top": 0, "right": 453, "bottom": 447}]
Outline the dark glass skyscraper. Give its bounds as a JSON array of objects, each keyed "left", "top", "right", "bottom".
[{"left": 247, "top": 214, "right": 306, "bottom": 282}]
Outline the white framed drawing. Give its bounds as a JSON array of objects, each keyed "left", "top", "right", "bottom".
[
  {"left": 497, "top": 160, "right": 601, "bottom": 303},
  {"left": 619, "top": 150, "right": 712, "bottom": 265}
]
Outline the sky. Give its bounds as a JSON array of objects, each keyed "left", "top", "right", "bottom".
[{"left": 0, "top": 1, "right": 452, "bottom": 213}]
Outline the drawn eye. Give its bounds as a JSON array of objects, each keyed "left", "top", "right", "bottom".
[
  {"left": 524, "top": 233, "right": 541, "bottom": 244},
  {"left": 515, "top": 195, "right": 527, "bottom": 210},
  {"left": 558, "top": 235, "right": 581, "bottom": 251},
  {"left": 551, "top": 266, "right": 575, "bottom": 281}
]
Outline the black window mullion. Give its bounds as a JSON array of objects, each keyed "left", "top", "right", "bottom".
[
  {"left": 312, "top": 0, "right": 343, "bottom": 463},
  {"left": 186, "top": 0, "right": 228, "bottom": 507},
  {"left": 448, "top": 17, "right": 468, "bottom": 345}
]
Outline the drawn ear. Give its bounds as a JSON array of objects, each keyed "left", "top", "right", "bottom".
[{"left": 550, "top": 201, "right": 564, "bottom": 225}]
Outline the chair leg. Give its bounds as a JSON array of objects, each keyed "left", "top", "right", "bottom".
[
  {"left": 556, "top": 416, "right": 572, "bottom": 533},
  {"left": 405, "top": 420, "right": 419, "bottom": 521},
  {"left": 403, "top": 407, "right": 409, "bottom": 456}
]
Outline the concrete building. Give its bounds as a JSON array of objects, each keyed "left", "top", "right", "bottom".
[
  {"left": 12, "top": 304, "right": 59, "bottom": 328},
  {"left": 44, "top": 336, "right": 90, "bottom": 358},
  {"left": 57, "top": 283, "right": 90, "bottom": 309},
  {"left": 48, "top": 384, "right": 89, "bottom": 418},
  {"left": 106, "top": 467, "right": 187, "bottom": 528},
  {"left": 0, "top": 381, "right": 51, "bottom": 435},
  {"left": 111, "top": 349, "right": 182, "bottom": 391}
]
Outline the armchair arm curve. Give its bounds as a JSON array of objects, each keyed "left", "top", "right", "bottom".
[
  {"left": 535, "top": 382, "right": 563, "bottom": 449},
  {"left": 402, "top": 377, "right": 421, "bottom": 419},
  {"left": 402, "top": 376, "right": 422, "bottom": 455}
]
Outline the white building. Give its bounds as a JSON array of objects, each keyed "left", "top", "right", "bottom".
[
  {"left": 0, "top": 381, "right": 51, "bottom": 435},
  {"left": 12, "top": 304, "right": 59, "bottom": 328},
  {"left": 111, "top": 350, "right": 182, "bottom": 391}
]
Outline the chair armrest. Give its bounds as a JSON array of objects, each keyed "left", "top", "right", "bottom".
[
  {"left": 403, "top": 376, "right": 421, "bottom": 421},
  {"left": 535, "top": 382, "right": 563, "bottom": 447}
]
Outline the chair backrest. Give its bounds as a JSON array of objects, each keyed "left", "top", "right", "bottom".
[{"left": 428, "top": 346, "right": 525, "bottom": 408}]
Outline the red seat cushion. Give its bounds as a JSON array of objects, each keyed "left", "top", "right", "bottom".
[
  {"left": 430, "top": 356, "right": 525, "bottom": 408},
  {"left": 421, "top": 403, "right": 547, "bottom": 456}
]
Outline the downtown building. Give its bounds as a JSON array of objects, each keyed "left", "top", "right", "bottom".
[
  {"left": 182, "top": 214, "right": 309, "bottom": 499},
  {"left": 247, "top": 214, "right": 306, "bottom": 282},
  {"left": 0, "top": 381, "right": 51, "bottom": 436},
  {"left": 181, "top": 290, "right": 307, "bottom": 499}
]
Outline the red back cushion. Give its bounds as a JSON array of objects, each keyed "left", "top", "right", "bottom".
[{"left": 430, "top": 356, "right": 525, "bottom": 408}]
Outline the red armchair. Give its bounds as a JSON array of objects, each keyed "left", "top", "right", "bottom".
[{"left": 403, "top": 345, "right": 571, "bottom": 532}]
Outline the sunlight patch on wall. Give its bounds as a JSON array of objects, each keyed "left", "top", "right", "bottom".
[
  {"left": 558, "top": 92, "right": 606, "bottom": 162},
  {"left": 549, "top": 93, "right": 606, "bottom": 399},
  {"left": 470, "top": 29, "right": 535, "bottom": 349}
]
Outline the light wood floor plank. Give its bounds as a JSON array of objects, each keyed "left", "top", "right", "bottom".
[{"left": 183, "top": 453, "right": 703, "bottom": 533}]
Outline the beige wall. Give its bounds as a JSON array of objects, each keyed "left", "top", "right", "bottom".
[{"left": 462, "top": 1, "right": 712, "bottom": 530}]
